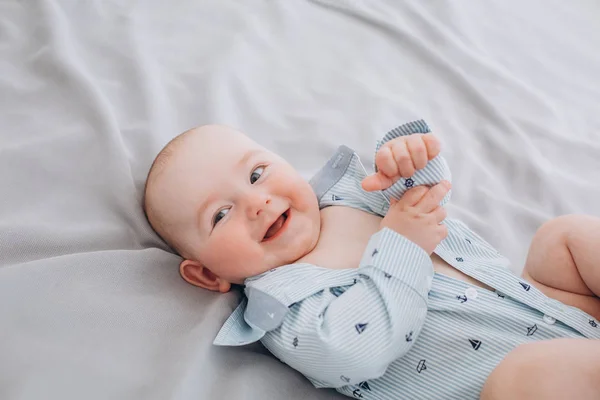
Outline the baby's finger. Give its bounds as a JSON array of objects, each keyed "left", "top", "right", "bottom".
[
  {"left": 437, "top": 224, "right": 448, "bottom": 240},
  {"left": 422, "top": 135, "right": 441, "bottom": 160},
  {"left": 416, "top": 181, "right": 451, "bottom": 212},
  {"left": 406, "top": 135, "right": 428, "bottom": 170},
  {"left": 430, "top": 206, "right": 447, "bottom": 224},
  {"left": 375, "top": 145, "right": 399, "bottom": 180},
  {"left": 397, "top": 186, "right": 429, "bottom": 206},
  {"left": 361, "top": 172, "right": 394, "bottom": 192},
  {"left": 391, "top": 139, "right": 415, "bottom": 178}
]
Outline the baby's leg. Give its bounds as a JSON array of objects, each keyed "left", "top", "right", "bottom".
[
  {"left": 522, "top": 215, "right": 600, "bottom": 320},
  {"left": 480, "top": 338, "right": 600, "bottom": 400}
]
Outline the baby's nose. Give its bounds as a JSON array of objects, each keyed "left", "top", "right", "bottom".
[{"left": 246, "top": 193, "right": 271, "bottom": 218}]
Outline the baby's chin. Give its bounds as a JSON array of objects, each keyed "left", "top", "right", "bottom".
[{"left": 284, "top": 233, "right": 319, "bottom": 265}]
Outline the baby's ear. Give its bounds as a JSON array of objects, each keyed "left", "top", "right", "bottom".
[{"left": 179, "top": 259, "right": 231, "bottom": 293}]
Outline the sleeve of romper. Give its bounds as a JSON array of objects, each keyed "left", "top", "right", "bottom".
[
  {"left": 265, "top": 228, "right": 433, "bottom": 388},
  {"left": 376, "top": 119, "right": 452, "bottom": 205}
]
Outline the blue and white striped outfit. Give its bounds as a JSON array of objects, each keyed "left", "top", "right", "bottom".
[{"left": 214, "top": 120, "right": 600, "bottom": 400}]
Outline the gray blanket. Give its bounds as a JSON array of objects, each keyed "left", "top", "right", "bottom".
[{"left": 1, "top": 1, "right": 599, "bottom": 399}]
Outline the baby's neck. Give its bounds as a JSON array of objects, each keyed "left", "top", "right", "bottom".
[{"left": 295, "top": 206, "right": 383, "bottom": 270}]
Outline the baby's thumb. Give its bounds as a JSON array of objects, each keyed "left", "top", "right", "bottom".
[{"left": 361, "top": 173, "right": 392, "bottom": 192}]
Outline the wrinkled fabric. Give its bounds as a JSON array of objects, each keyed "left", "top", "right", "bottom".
[{"left": 1, "top": 0, "right": 599, "bottom": 399}]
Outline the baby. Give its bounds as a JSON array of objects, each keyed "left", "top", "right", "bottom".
[{"left": 144, "top": 121, "right": 600, "bottom": 400}]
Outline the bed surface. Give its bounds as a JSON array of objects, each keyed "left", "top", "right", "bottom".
[{"left": 1, "top": 1, "right": 599, "bottom": 399}]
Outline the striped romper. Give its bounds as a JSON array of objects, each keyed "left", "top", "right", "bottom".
[{"left": 214, "top": 120, "right": 600, "bottom": 400}]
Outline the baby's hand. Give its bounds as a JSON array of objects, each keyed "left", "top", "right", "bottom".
[
  {"left": 362, "top": 134, "right": 441, "bottom": 192},
  {"left": 379, "top": 181, "right": 450, "bottom": 254}
]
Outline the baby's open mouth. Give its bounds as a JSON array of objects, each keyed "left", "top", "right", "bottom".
[{"left": 263, "top": 209, "right": 290, "bottom": 241}]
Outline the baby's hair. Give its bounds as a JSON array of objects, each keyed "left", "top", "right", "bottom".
[{"left": 143, "top": 127, "right": 199, "bottom": 255}]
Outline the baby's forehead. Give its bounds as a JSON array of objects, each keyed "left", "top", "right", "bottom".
[
  {"left": 168, "top": 129, "right": 267, "bottom": 179},
  {"left": 186, "top": 125, "right": 257, "bottom": 151}
]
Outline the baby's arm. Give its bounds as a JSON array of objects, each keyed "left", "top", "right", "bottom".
[
  {"left": 362, "top": 120, "right": 452, "bottom": 208},
  {"left": 260, "top": 183, "right": 450, "bottom": 389},
  {"left": 265, "top": 229, "right": 432, "bottom": 388}
]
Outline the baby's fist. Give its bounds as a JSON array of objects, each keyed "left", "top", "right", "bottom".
[{"left": 362, "top": 134, "right": 441, "bottom": 192}]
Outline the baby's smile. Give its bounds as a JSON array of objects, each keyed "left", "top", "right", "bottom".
[{"left": 262, "top": 208, "right": 290, "bottom": 242}]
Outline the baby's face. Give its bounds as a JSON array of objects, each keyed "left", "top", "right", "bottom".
[{"left": 151, "top": 126, "right": 320, "bottom": 290}]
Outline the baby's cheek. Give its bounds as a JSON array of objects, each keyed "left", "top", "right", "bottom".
[{"left": 214, "top": 232, "right": 264, "bottom": 276}]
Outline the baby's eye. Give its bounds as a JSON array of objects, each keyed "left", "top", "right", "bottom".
[
  {"left": 250, "top": 166, "right": 265, "bottom": 184},
  {"left": 212, "top": 208, "right": 230, "bottom": 227}
]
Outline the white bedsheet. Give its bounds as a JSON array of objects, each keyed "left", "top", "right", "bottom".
[{"left": 1, "top": 1, "right": 599, "bottom": 399}]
